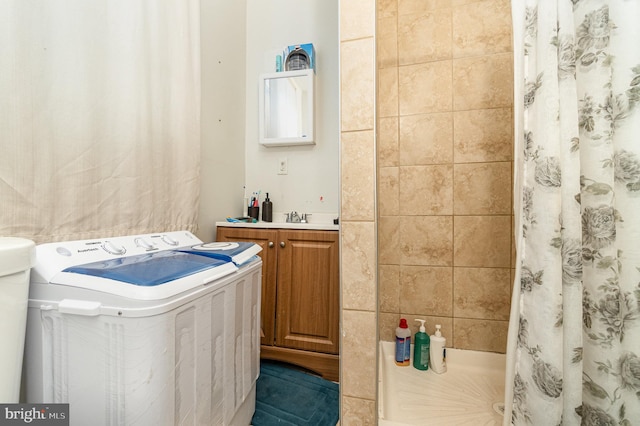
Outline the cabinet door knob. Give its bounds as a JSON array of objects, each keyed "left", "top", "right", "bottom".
[
  {"left": 280, "top": 241, "right": 285, "bottom": 248},
  {"left": 268, "top": 241, "right": 274, "bottom": 248}
]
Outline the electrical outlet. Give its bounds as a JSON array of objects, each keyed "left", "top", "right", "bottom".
[{"left": 278, "top": 158, "right": 288, "bottom": 175}]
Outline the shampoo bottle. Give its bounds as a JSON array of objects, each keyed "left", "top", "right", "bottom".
[
  {"left": 262, "top": 193, "right": 273, "bottom": 222},
  {"left": 430, "top": 324, "right": 447, "bottom": 374},
  {"left": 395, "top": 318, "right": 411, "bottom": 366},
  {"left": 413, "top": 319, "right": 430, "bottom": 370}
]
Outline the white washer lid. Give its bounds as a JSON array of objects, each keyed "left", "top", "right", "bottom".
[{"left": 0, "top": 237, "right": 36, "bottom": 277}]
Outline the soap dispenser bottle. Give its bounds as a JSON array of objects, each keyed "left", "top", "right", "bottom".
[
  {"left": 430, "top": 324, "right": 447, "bottom": 374},
  {"left": 413, "top": 319, "right": 430, "bottom": 370},
  {"left": 262, "top": 193, "right": 273, "bottom": 222},
  {"left": 395, "top": 318, "right": 411, "bottom": 366}
]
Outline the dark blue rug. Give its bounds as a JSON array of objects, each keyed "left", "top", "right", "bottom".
[{"left": 252, "top": 361, "right": 339, "bottom": 426}]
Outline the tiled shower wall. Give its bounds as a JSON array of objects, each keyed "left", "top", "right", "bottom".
[
  {"left": 377, "top": 0, "right": 514, "bottom": 352},
  {"left": 339, "top": 0, "right": 513, "bottom": 424},
  {"left": 340, "top": 0, "right": 377, "bottom": 423}
]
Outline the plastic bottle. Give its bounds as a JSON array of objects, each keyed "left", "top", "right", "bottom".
[
  {"left": 262, "top": 193, "right": 273, "bottom": 222},
  {"left": 430, "top": 324, "right": 447, "bottom": 374},
  {"left": 395, "top": 318, "right": 411, "bottom": 366},
  {"left": 413, "top": 319, "right": 430, "bottom": 370}
]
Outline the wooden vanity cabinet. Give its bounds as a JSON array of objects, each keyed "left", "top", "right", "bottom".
[{"left": 216, "top": 226, "right": 339, "bottom": 381}]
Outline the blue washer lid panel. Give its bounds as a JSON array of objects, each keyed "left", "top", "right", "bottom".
[
  {"left": 180, "top": 242, "right": 262, "bottom": 266},
  {"left": 63, "top": 251, "right": 230, "bottom": 287}
]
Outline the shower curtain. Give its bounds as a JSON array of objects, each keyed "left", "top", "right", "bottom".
[
  {"left": 0, "top": 1, "right": 200, "bottom": 243},
  {"left": 506, "top": 1, "right": 640, "bottom": 425}
]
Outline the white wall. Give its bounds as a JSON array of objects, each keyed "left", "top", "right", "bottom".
[
  {"left": 198, "top": 1, "right": 248, "bottom": 241},
  {"left": 198, "top": 0, "right": 339, "bottom": 241},
  {"left": 244, "top": 0, "right": 339, "bottom": 220}
]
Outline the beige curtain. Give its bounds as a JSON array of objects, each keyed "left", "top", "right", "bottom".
[{"left": 0, "top": 0, "right": 200, "bottom": 243}]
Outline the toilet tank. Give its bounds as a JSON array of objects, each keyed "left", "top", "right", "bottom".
[{"left": 0, "top": 237, "right": 36, "bottom": 402}]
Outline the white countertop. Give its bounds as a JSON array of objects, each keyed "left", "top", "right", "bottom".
[{"left": 216, "top": 212, "right": 339, "bottom": 231}]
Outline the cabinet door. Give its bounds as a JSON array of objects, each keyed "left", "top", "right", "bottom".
[
  {"left": 216, "top": 227, "right": 278, "bottom": 346},
  {"left": 275, "top": 230, "right": 339, "bottom": 354}
]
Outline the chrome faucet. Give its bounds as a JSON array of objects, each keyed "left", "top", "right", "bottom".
[{"left": 289, "top": 211, "right": 301, "bottom": 223}]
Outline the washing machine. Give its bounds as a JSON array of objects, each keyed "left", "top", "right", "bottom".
[{"left": 22, "top": 230, "right": 262, "bottom": 426}]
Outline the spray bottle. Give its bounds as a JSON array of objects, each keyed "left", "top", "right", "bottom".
[
  {"left": 395, "top": 318, "right": 411, "bottom": 366},
  {"left": 413, "top": 319, "right": 430, "bottom": 370}
]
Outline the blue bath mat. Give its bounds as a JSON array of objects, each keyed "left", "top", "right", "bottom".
[{"left": 252, "top": 361, "right": 339, "bottom": 426}]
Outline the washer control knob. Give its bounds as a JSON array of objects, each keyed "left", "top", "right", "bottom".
[
  {"left": 161, "top": 234, "right": 179, "bottom": 246},
  {"left": 102, "top": 241, "right": 126, "bottom": 255},
  {"left": 56, "top": 247, "right": 72, "bottom": 257},
  {"left": 135, "top": 237, "right": 155, "bottom": 250}
]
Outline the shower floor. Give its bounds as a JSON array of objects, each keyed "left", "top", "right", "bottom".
[{"left": 378, "top": 341, "right": 505, "bottom": 426}]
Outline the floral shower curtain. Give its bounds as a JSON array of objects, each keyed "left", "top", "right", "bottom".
[
  {"left": 0, "top": 1, "right": 200, "bottom": 243},
  {"left": 505, "top": 1, "right": 640, "bottom": 425}
]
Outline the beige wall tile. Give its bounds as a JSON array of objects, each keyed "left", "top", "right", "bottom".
[
  {"left": 398, "top": 8, "right": 452, "bottom": 65},
  {"left": 453, "top": 162, "right": 511, "bottom": 215},
  {"left": 453, "top": 53, "right": 512, "bottom": 110},
  {"left": 341, "top": 38, "right": 375, "bottom": 131},
  {"left": 452, "top": 0, "right": 512, "bottom": 58},
  {"left": 371, "top": 0, "right": 516, "bottom": 375},
  {"left": 379, "top": 312, "right": 401, "bottom": 342},
  {"left": 399, "top": 165, "right": 453, "bottom": 215},
  {"left": 372, "top": 0, "right": 515, "bottom": 360},
  {"left": 399, "top": 0, "right": 452, "bottom": 15},
  {"left": 454, "top": 215, "right": 511, "bottom": 267},
  {"left": 452, "top": 0, "right": 485, "bottom": 5},
  {"left": 378, "top": 116, "right": 399, "bottom": 167},
  {"left": 400, "top": 216, "right": 453, "bottom": 266},
  {"left": 341, "top": 310, "right": 377, "bottom": 399},
  {"left": 341, "top": 222, "right": 377, "bottom": 311},
  {"left": 341, "top": 396, "right": 377, "bottom": 426},
  {"left": 379, "top": 264, "right": 401, "bottom": 312},
  {"left": 379, "top": 216, "right": 401, "bottom": 265},
  {"left": 453, "top": 108, "right": 513, "bottom": 163},
  {"left": 339, "top": 0, "right": 376, "bottom": 419},
  {"left": 341, "top": 131, "right": 375, "bottom": 221},
  {"left": 378, "top": 167, "right": 399, "bottom": 216},
  {"left": 400, "top": 266, "right": 453, "bottom": 316},
  {"left": 400, "top": 113, "right": 453, "bottom": 166},
  {"left": 378, "top": 16, "right": 398, "bottom": 69},
  {"left": 378, "top": 67, "right": 398, "bottom": 118},
  {"left": 453, "top": 0, "right": 511, "bottom": 5},
  {"left": 454, "top": 267, "right": 511, "bottom": 320},
  {"left": 399, "top": 61, "right": 452, "bottom": 115},
  {"left": 340, "top": 0, "right": 375, "bottom": 41},
  {"left": 378, "top": 0, "right": 398, "bottom": 18},
  {"left": 453, "top": 318, "right": 509, "bottom": 353}
]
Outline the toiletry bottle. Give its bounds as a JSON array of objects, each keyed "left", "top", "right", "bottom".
[
  {"left": 413, "top": 319, "right": 430, "bottom": 371},
  {"left": 395, "top": 318, "right": 411, "bottom": 366},
  {"left": 262, "top": 193, "right": 273, "bottom": 222},
  {"left": 430, "top": 324, "right": 447, "bottom": 374}
]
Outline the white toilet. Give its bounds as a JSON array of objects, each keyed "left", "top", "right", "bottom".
[{"left": 0, "top": 237, "right": 35, "bottom": 403}]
